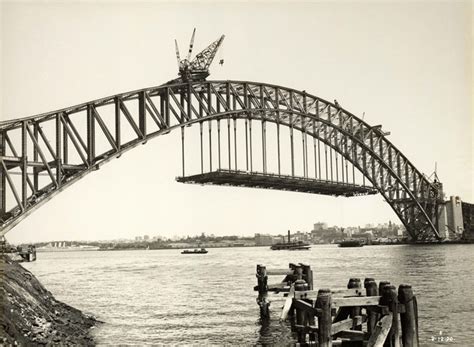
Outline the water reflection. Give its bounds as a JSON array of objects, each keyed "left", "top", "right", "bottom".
[{"left": 23, "top": 245, "right": 474, "bottom": 346}]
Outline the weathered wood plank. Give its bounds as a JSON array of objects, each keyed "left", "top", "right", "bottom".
[
  {"left": 331, "top": 315, "right": 367, "bottom": 335},
  {"left": 267, "top": 282, "right": 286, "bottom": 289},
  {"left": 294, "top": 324, "right": 318, "bottom": 332},
  {"left": 266, "top": 269, "right": 293, "bottom": 276},
  {"left": 334, "top": 329, "right": 366, "bottom": 340},
  {"left": 367, "top": 313, "right": 393, "bottom": 347},
  {"left": 333, "top": 288, "right": 365, "bottom": 296},
  {"left": 275, "top": 287, "right": 291, "bottom": 293},
  {"left": 293, "top": 299, "right": 319, "bottom": 316},
  {"left": 366, "top": 305, "right": 390, "bottom": 315},
  {"left": 280, "top": 284, "right": 295, "bottom": 321},
  {"left": 294, "top": 288, "right": 364, "bottom": 299},
  {"left": 267, "top": 282, "right": 290, "bottom": 293},
  {"left": 332, "top": 296, "right": 381, "bottom": 308}
]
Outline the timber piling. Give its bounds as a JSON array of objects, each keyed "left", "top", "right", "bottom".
[
  {"left": 365, "top": 279, "right": 378, "bottom": 335},
  {"left": 254, "top": 263, "right": 419, "bottom": 346},
  {"left": 256, "top": 264, "right": 270, "bottom": 318}
]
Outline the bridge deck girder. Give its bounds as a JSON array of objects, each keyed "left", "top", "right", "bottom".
[{"left": 176, "top": 170, "right": 378, "bottom": 197}]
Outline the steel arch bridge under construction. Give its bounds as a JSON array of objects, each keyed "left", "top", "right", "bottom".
[{"left": 0, "top": 79, "right": 446, "bottom": 242}]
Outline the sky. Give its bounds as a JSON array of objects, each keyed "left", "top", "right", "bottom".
[{"left": 1, "top": 1, "right": 472, "bottom": 243}]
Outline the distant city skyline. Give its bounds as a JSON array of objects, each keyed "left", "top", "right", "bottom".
[
  {"left": 23, "top": 220, "right": 405, "bottom": 252},
  {"left": 16, "top": 219, "right": 405, "bottom": 244},
  {"left": 2, "top": 2, "right": 472, "bottom": 244}
]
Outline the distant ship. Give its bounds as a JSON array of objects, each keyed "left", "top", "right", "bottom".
[
  {"left": 181, "top": 248, "right": 208, "bottom": 254},
  {"left": 36, "top": 242, "right": 99, "bottom": 252},
  {"left": 270, "top": 230, "right": 311, "bottom": 251},
  {"left": 338, "top": 239, "right": 364, "bottom": 247}
]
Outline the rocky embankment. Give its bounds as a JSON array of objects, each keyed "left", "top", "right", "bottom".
[{"left": 0, "top": 254, "right": 98, "bottom": 345}]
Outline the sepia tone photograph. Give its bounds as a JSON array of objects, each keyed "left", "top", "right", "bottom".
[{"left": 1, "top": 1, "right": 472, "bottom": 345}]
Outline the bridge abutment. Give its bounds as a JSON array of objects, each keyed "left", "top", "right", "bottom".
[{"left": 437, "top": 203, "right": 449, "bottom": 240}]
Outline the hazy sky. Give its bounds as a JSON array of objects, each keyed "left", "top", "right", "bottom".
[{"left": 1, "top": 1, "right": 472, "bottom": 243}]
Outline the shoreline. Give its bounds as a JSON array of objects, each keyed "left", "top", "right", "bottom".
[
  {"left": 32, "top": 240, "right": 474, "bottom": 254},
  {"left": 0, "top": 254, "right": 99, "bottom": 345},
  {"left": 95, "top": 240, "right": 474, "bottom": 252}
]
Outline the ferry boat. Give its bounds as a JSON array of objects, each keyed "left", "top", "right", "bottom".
[
  {"left": 181, "top": 248, "right": 208, "bottom": 254},
  {"left": 270, "top": 230, "right": 311, "bottom": 251},
  {"left": 338, "top": 239, "right": 364, "bottom": 247}
]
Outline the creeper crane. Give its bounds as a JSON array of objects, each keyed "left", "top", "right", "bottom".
[{"left": 171, "top": 29, "right": 225, "bottom": 83}]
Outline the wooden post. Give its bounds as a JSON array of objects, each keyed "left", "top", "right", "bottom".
[
  {"left": 294, "top": 279, "right": 308, "bottom": 343},
  {"left": 287, "top": 265, "right": 297, "bottom": 319},
  {"left": 364, "top": 277, "right": 375, "bottom": 288},
  {"left": 301, "top": 263, "right": 314, "bottom": 290},
  {"left": 316, "top": 288, "right": 332, "bottom": 347},
  {"left": 365, "top": 278, "right": 378, "bottom": 335},
  {"left": 398, "top": 284, "right": 419, "bottom": 347},
  {"left": 282, "top": 263, "right": 296, "bottom": 285},
  {"left": 287, "top": 263, "right": 298, "bottom": 283},
  {"left": 295, "top": 265, "right": 303, "bottom": 280},
  {"left": 306, "top": 297, "right": 316, "bottom": 343},
  {"left": 256, "top": 265, "right": 269, "bottom": 318},
  {"left": 349, "top": 278, "right": 362, "bottom": 330},
  {"left": 380, "top": 285, "right": 400, "bottom": 347},
  {"left": 256, "top": 265, "right": 268, "bottom": 294},
  {"left": 300, "top": 264, "right": 315, "bottom": 342},
  {"left": 379, "top": 281, "right": 391, "bottom": 295}
]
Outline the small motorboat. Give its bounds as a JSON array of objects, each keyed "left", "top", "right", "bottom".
[{"left": 181, "top": 248, "right": 208, "bottom": 254}]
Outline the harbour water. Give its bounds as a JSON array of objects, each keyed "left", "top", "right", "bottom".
[{"left": 23, "top": 244, "right": 474, "bottom": 346}]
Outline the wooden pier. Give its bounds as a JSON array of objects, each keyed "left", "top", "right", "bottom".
[{"left": 255, "top": 263, "right": 419, "bottom": 346}]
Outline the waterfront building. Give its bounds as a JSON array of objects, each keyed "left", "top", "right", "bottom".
[
  {"left": 254, "top": 233, "right": 274, "bottom": 246},
  {"left": 344, "top": 228, "right": 353, "bottom": 238},
  {"left": 312, "top": 222, "right": 327, "bottom": 232}
]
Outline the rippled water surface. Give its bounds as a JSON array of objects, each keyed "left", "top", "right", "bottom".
[{"left": 23, "top": 244, "right": 474, "bottom": 346}]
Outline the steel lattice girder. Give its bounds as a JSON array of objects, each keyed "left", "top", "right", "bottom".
[{"left": 0, "top": 80, "right": 442, "bottom": 241}]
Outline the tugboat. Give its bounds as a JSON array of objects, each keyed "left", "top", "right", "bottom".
[
  {"left": 270, "top": 230, "right": 311, "bottom": 251},
  {"left": 181, "top": 248, "right": 208, "bottom": 254},
  {"left": 338, "top": 239, "right": 364, "bottom": 247}
]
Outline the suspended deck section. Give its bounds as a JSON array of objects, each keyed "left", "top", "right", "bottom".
[{"left": 176, "top": 170, "right": 378, "bottom": 197}]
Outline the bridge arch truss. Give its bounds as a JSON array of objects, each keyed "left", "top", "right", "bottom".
[{"left": 0, "top": 80, "right": 443, "bottom": 241}]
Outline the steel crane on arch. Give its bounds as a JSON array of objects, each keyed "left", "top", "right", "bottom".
[{"left": 171, "top": 28, "right": 225, "bottom": 83}]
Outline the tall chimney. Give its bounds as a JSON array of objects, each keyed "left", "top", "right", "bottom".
[{"left": 288, "top": 230, "right": 291, "bottom": 243}]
